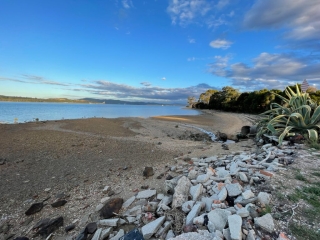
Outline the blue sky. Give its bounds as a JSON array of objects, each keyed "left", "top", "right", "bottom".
[{"left": 0, "top": 0, "right": 319, "bottom": 104}]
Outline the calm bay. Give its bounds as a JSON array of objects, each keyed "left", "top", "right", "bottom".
[{"left": 0, "top": 102, "right": 199, "bottom": 123}]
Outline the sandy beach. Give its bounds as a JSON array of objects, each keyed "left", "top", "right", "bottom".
[{"left": 0, "top": 110, "right": 255, "bottom": 208}]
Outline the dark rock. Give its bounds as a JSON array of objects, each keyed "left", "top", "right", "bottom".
[
  {"left": 108, "top": 190, "right": 115, "bottom": 196},
  {"left": 100, "top": 198, "right": 124, "bottom": 219},
  {"left": 141, "top": 185, "right": 149, "bottom": 189},
  {"left": 156, "top": 173, "right": 164, "bottom": 179},
  {"left": 143, "top": 167, "right": 154, "bottom": 177},
  {"left": 120, "top": 228, "right": 144, "bottom": 240},
  {"left": 85, "top": 222, "right": 97, "bottom": 234},
  {"left": 14, "top": 237, "right": 29, "bottom": 240},
  {"left": 75, "top": 228, "right": 88, "bottom": 240},
  {"left": 51, "top": 200, "right": 67, "bottom": 208},
  {"left": 241, "top": 126, "right": 251, "bottom": 136},
  {"left": 25, "top": 202, "right": 44, "bottom": 215},
  {"left": 33, "top": 218, "right": 50, "bottom": 229},
  {"left": 166, "top": 174, "right": 173, "bottom": 180},
  {"left": 222, "top": 144, "right": 229, "bottom": 150},
  {"left": 217, "top": 132, "right": 228, "bottom": 142},
  {"left": 65, "top": 224, "right": 76, "bottom": 232},
  {"left": 183, "top": 224, "right": 197, "bottom": 233},
  {"left": 37, "top": 216, "right": 63, "bottom": 237},
  {"left": 203, "top": 215, "right": 209, "bottom": 226},
  {"left": 0, "top": 158, "right": 6, "bottom": 165}
]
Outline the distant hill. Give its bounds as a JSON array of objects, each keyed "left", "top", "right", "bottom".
[
  {"left": 81, "top": 98, "right": 164, "bottom": 105},
  {"left": 0, "top": 95, "right": 170, "bottom": 105}
]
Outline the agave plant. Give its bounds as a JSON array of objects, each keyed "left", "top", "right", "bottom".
[{"left": 257, "top": 84, "right": 320, "bottom": 145}]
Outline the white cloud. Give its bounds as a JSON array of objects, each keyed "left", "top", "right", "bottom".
[
  {"left": 161, "top": 77, "right": 166, "bottom": 80},
  {"left": 80, "top": 81, "right": 217, "bottom": 103},
  {"left": 243, "top": 0, "right": 320, "bottom": 41},
  {"left": 140, "top": 82, "right": 152, "bottom": 87},
  {"left": 167, "top": 0, "right": 211, "bottom": 25},
  {"left": 209, "top": 39, "right": 233, "bottom": 49},
  {"left": 121, "top": 0, "right": 133, "bottom": 9},
  {"left": 188, "top": 38, "right": 196, "bottom": 43},
  {"left": 208, "top": 52, "right": 320, "bottom": 90}
]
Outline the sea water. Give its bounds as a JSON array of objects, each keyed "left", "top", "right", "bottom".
[{"left": 0, "top": 102, "right": 200, "bottom": 124}]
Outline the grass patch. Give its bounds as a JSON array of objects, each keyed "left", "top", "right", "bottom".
[
  {"left": 260, "top": 205, "right": 272, "bottom": 216},
  {"left": 307, "top": 139, "right": 320, "bottom": 150},
  {"left": 295, "top": 172, "right": 308, "bottom": 182},
  {"left": 289, "top": 223, "right": 320, "bottom": 240},
  {"left": 311, "top": 172, "right": 320, "bottom": 177},
  {"left": 288, "top": 183, "right": 320, "bottom": 208},
  {"left": 275, "top": 191, "right": 285, "bottom": 201}
]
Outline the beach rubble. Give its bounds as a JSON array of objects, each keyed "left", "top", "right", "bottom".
[{"left": 3, "top": 140, "right": 304, "bottom": 240}]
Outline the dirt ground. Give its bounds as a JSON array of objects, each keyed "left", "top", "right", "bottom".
[{"left": 0, "top": 111, "right": 255, "bottom": 208}]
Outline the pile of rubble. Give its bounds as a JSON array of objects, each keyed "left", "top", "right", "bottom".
[{"left": 8, "top": 141, "right": 300, "bottom": 240}]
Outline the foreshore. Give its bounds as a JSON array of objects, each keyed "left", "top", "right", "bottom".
[
  {"left": 5, "top": 110, "right": 318, "bottom": 239},
  {"left": 0, "top": 110, "right": 255, "bottom": 204}
]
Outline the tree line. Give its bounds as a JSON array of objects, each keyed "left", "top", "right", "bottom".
[{"left": 188, "top": 85, "right": 320, "bottom": 114}]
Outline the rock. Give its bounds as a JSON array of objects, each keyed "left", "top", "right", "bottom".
[
  {"left": 13, "top": 238, "right": 29, "bottom": 240},
  {"left": 172, "top": 176, "right": 191, "bottom": 208},
  {"left": 141, "top": 216, "right": 166, "bottom": 239},
  {"left": 143, "top": 167, "right": 154, "bottom": 177},
  {"left": 156, "top": 221, "right": 172, "bottom": 238},
  {"left": 102, "top": 186, "right": 111, "bottom": 193},
  {"left": 228, "top": 215, "right": 242, "bottom": 240},
  {"left": 136, "top": 189, "right": 156, "bottom": 199},
  {"left": 196, "top": 174, "right": 210, "bottom": 183},
  {"left": 51, "top": 200, "right": 67, "bottom": 208},
  {"left": 188, "top": 169, "right": 198, "bottom": 180},
  {"left": 122, "top": 196, "right": 136, "bottom": 209},
  {"left": 216, "top": 168, "right": 230, "bottom": 178},
  {"left": 181, "top": 201, "right": 195, "bottom": 213},
  {"left": 37, "top": 216, "right": 64, "bottom": 237},
  {"left": 91, "top": 228, "right": 102, "bottom": 240},
  {"left": 189, "top": 184, "right": 203, "bottom": 201},
  {"left": 186, "top": 202, "right": 202, "bottom": 225},
  {"left": 75, "top": 228, "right": 88, "bottom": 240},
  {"left": 110, "top": 229, "right": 125, "bottom": 240},
  {"left": 99, "top": 218, "right": 119, "bottom": 227},
  {"left": 65, "top": 224, "right": 75, "bottom": 232},
  {"left": 85, "top": 222, "right": 97, "bottom": 234},
  {"left": 144, "top": 202, "right": 159, "bottom": 212},
  {"left": 165, "top": 176, "right": 181, "bottom": 194},
  {"left": 218, "top": 187, "right": 228, "bottom": 201},
  {"left": 238, "top": 172, "right": 248, "bottom": 182},
  {"left": 207, "top": 209, "right": 231, "bottom": 231},
  {"left": 168, "top": 230, "right": 214, "bottom": 240},
  {"left": 25, "top": 202, "right": 44, "bottom": 215},
  {"left": 236, "top": 208, "right": 249, "bottom": 217},
  {"left": 226, "top": 183, "right": 242, "bottom": 197},
  {"left": 100, "top": 196, "right": 110, "bottom": 204},
  {"left": 121, "top": 228, "right": 144, "bottom": 240},
  {"left": 257, "top": 192, "right": 271, "bottom": 205},
  {"left": 201, "top": 197, "right": 213, "bottom": 212},
  {"left": 254, "top": 213, "right": 274, "bottom": 233},
  {"left": 95, "top": 203, "right": 104, "bottom": 212},
  {"left": 0, "top": 158, "right": 6, "bottom": 165},
  {"left": 242, "top": 190, "right": 254, "bottom": 200},
  {"left": 101, "top": 227, "right": 112, "bottom": 239},
  {"left": 166, "top": 230, "right": 175, "bottom": 239},
  {"left": 100, "top": 198, "right": 123, "bottom": 219},
  {"left": 278, "top": 232, "right": 290, "bottom": 240}
]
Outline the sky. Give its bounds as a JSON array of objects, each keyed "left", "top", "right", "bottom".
[{"left": 0, "top": 0, "right": 319, "bottom": 104}]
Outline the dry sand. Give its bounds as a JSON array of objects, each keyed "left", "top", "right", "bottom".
[{"left": 0, "top": 110, "right": 257, "bottom": 226}]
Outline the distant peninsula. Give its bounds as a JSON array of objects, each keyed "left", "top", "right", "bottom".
[{"left": 0, "top": 95, "right": 166, "bottom": 105}]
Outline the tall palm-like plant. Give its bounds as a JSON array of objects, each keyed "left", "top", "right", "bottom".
[{"left": 257, "top": 84, "right": 320, "bottom": 145}]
